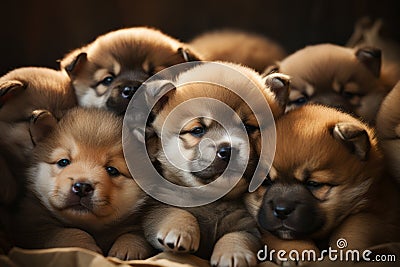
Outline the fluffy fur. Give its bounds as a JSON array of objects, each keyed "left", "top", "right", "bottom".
[
  {"left": 246, "top": 105, "right": 400, "bottom": 257},
  {"left": 11, "top": 108, "right": 153, "bottom": 260},
  {"left": 60, "top": 26, "right": 201, "bottom": 114},
  {"left": 190, "top": 29, "right": 286, "bottom": 73}
]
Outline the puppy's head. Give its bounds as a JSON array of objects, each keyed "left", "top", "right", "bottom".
[
  {"left": 29, "top": 108, "right": 144, "bottom": 230},
  {"left": 0, "top": 67, "right": 76, "bottom": 163},
  {"left": 267, "top": 44, "right": 386, "bottom": 123},
  {"left": 61, "top": 27, "right": 201, "bottom": 114},
  {"left": 247, "top": 105, "right": 381, "bottom": 240},
  {"left": 147, "top": 62, "right": 290, "bottom": 196}
]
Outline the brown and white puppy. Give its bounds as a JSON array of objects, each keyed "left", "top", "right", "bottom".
[
  {"left": 347, "top": 17, "right": 400, "bottom": 89},
  {"left": 142, "top": 62, "right": 290, "bottom": 267},
  {"left": 246, "top": 105, "right": 400, "bottom": 259},
  {"left": 266, "top": 43, "right": 387, "bottom": 124},
  {"left": 376, "top": 81, "right": 400, "bottom": 184},
  {"left": 60, "top": 26, "right": 201, "bottom": 114},
  {"left": 12, "top": 108, "right": 153, "bottom": 260},
  {"left": 190, "top": 29, "right": 286, "bottom": 73},
  {"left": 0, "top": 67, "right": 77, "bottom": 206}
]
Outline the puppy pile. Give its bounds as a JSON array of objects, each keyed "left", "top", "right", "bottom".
[{"left": 0, "top": 22, "right": 399, "bottom": 267}]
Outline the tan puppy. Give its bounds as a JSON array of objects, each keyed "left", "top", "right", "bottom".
[
  {"left": 246, "top": 105, "right": 400, "bottom": 259},
  {"left": 141, "top": 62, "right": 291, "bottom": 267},
  {"left": 0, "top": 67, "right": 77, "bottom": 206},
  {"left": 347, "top": 17, "right": 400, "bottom": 89},
  {"left": 190, "top": 29, "right": 286, "bottom": 73},
  {"left": 60, "top": 26, "right": 201, "bottom": 114},
  {"left": 12, "top": 108, "right": 153, "bottom": 260},
  {"left": 376, "top": 81, "right": 400, "bottom": 184},
  {"left": 266, "top": 43, "right": 387, "bottom": 124}
]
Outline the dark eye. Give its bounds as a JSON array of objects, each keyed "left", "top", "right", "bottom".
[
  {"left": 121, "top": 86, "right": 135, "bottom": 99},
  {"left": 106, "top": 166, "right": 120, "bottom": 177},
  {"left": 100, "top": 76, "right": 114, "bottom": 86},
  {"left": 244, "top": 124, "right": 259, "bottom": 134},
  {"left": 290, "top": 96, "right": 308, "bottom": 106},
  {"left": 190, "top": 126, "right": 205, "bottom": 137},
  {"left": 56, "top": 159, "right": 70, "bottom": 168},
  {"left": 305, "top": 180, "right": 324, "bottom": 190},
  {"left": 262, "top": 174, "right": 273, "bottom": 187}
]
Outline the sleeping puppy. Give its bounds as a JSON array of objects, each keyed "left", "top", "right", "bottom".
[
  {"left": 376, "top": 81, "right": 400, "bottom": 184},
  {"left": 190, "top": 29, "right": 286, "bottom": 73},
  {"left": 0, "top": 67, "right": 77, "bottom": 206},
  {"left": 246, "top": 105, "right": 400, "bottom": 262},
  {"left": 60, "top": 26, "right": 201, "bottom": 114},
  {"left": 266, "top": 43, "right": 387, "bottom": 124},
  {"left": 140, "top": 62, "right": 290, "bottom": 267},
  {"left": 12, "top": 108, "right": 153, "bottom": 260}
]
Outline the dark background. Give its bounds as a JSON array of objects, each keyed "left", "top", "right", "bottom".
[{"left": 1, "top": 0, "right": 399, "bottom": 76}]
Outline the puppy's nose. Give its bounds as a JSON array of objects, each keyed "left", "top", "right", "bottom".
[
  {"left": 121, "top": 84, "right": 140, "bottom": 99},
  {"left": 72, "top": 182, "right": 94, "bottom": 197},
  {"left": 216, "top": 145, "right": 231, "bottom": 161},
  {"left": 272, "top": 201, "right": 295, "bottom": 220}
]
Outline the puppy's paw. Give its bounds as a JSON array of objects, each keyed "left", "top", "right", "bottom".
[
  {"left": 108, "top": 233, "right": 153, "bottom": 260},
  {"left": 211, "top": 249, "right": 257, "bottom": 267},
  {"left": 156, "top": 222, "right": 200, "bottom": 253}
]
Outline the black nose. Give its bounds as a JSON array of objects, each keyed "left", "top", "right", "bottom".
[
  {"left": 121, "top": 85, "right": 140, "bottom": 99},
  {"left": 72, "top": 182, "right": 94, "bottom": 197},
  {"left": 216, "top": 145, "right": 231, "bottom": 161},
  {"left": 272, "top": 202, "right": 295, "bottom": 220}
]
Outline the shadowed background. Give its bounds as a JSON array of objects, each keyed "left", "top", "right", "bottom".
[{"left": 1, "top": 0, "right": 398, "bottom": 75}]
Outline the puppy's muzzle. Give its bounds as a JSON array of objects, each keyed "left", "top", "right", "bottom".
[
  {"left": 72, "top": 182, "right": 94, "bottom": 198},
  {"left": 118, "top": 81, "right": 142, "bottom": 100},
  {"left": 216, "top": 144, "right": 232, "bottom": 162}
]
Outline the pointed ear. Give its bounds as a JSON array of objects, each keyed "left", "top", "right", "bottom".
[
  {"left": 332, "top": 122, "right": 371, "bottom": 161},
  {"left": 144, "top": 80, "right": 176, "bottom": 113},
  {"left": 0, "top": 80, "right": 26, "bottom": 108},
  {"left": 62, "top": 52, "right": 88, "bottom": 78},
  {"left": 178, "top": 47, "right": 202, "bottom": 62},
  {"left": 29, "top": 110, "right": 57, "bottom": 145},
  {"left": 262, "top": 63, "right": 281, "bottom": 77},
  {"left": 355, "top": 47, "right": 381, "bottom": 77},
  {"left": 264, "top": 73, "right": 290, "bottom": 112}
]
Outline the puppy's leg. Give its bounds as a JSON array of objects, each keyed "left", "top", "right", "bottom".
[
  {"left": 210, "top": 231, "right": 259, "bottom": 267},
  {"left": 108, "top": 233, "right": 154, "bottom": 260},
  {"left": 144, "top": 206, "right": 200, "bottom": 253}
]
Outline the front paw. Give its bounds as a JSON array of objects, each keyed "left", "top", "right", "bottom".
[
  {"left": 108, "top": 233, "right": 153, "bottom": 260},
  {"left": 156, "top": 223, "right": 200, "bottom": 253},
  {"left": 211, "top": 249, "right": 257, "bottom": 267}
]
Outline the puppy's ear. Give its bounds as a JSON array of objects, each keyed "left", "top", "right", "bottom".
[
  {"left": 178, "top": 47, "right": 202, "bottom": 62},
  {"left": 262, "top": 63, "right": 281, "bottom": 77},
  {"left": 332, "top": 122, "right": 371, "bottom": 161},
  {"left": 355, "top": 47, "right": 381, "bottom": 77},
  {"left": 29, "top": 109, "right": 57, "bottom": 145},
  {"left": 62, "top": 52, "right": 88, "bottom": 78},
  {"left": 144, "top": 80, "right": 176, "bottom": 113},
  {"left": 0, "top": 80, "right": 26, "bottom": 108},
  {"left": 264, "top": 73, "right": 290, "bottom": 111}
]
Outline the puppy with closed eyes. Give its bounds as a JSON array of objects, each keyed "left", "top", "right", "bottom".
[
  {"left": 12, "top": 108, "right": 153, "bottom": 260},
  {"left": 246, "top": 105, "right": 400, "bottom": 262},
  {"left": 266, "top": 43, "right": 387, "bottom": 124},
  {"left": 139, "top": 62, "right": 291, "bottom": 267},
  {"left": 60, "top": 26, "right": 201, "bottom": 115},
  {"left": 190, "top": 29, "right": 286, "bottom": 73}
]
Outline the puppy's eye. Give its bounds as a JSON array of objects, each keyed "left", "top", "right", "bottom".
[
  {"left": 244, "top": 124, "right": 259, "bottom": 134},
  {"left": 262, "top": 174, "right": 273, "bottom": 187},
  {"left": 106, "top": 166, "right": 120, "bottom": 177},
  {"left": 305, "top": 180, "right": 324, "bottom": 190},
  {"left": 290, "top": 95, "right": 308, "bottom": 106},
  {"left": 190, "top": 126, "right": 205, "bottom": 137},
  {"left": 56, "top": 159, "right": 70, "bottom": 168},
  {"left": 100, "top": 76, "right": 114, "bottom": 86}
]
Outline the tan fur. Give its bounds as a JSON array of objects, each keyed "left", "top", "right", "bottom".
[
  {"left": 190, "top": 29, "right": 286, "bottom": 73},
  {"left": 376, "top": 81, "right": 400, "bottom": 184},
  {"left": 247, "top": 105, "right": 400, "bottom": 254},
  {"left": 12, "top": 108, "right": 153, "bottom": 260},
  {"left": 270, "top": 43, "right": 387, "bottom": 123},
  {"left": 60, "top": 26, "right": 202, "bottom": 112}
]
